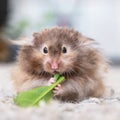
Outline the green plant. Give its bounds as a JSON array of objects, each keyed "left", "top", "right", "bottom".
[{"left": 14, "top": 74, "right": 65, "bottom": 107}]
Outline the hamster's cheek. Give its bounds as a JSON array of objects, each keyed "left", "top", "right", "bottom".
[
  {"left": 61, "top": 52, "right": 77, "bottom": 65},
  {"left": 43, "top": 62, "right": 51, "bottom": 72},
  {"left": 59, "top": 59, "right": 73, "bottom": 73},
  {"left": 33, "top": 49, "right": 44, "bottom": 59}
]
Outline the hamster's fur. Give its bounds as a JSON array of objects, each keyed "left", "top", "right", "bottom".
[{"left": 12, "top": 27, "right": 108, "bottom": 102}]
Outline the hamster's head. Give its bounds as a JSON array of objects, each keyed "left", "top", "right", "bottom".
[
  {"left": 18, "top": 27, "right": 100, "bottom": 77},
  {"left": 18, "top": 27, "right": 80, "bottom": 74},
  {"left": 32, "top": 27, "right": 81, "bottom": 75}
]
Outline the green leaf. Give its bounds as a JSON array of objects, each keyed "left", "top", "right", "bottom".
[
  {"left": 14, "top": 74, "right": 65, "bottom": 107},
  {"left": 54, "top": 73, "right": 60, "bottom": 81}
]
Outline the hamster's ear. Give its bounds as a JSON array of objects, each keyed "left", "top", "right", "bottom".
[
  {"left": 79, "top": 36, "right": 96, "bottom": 46},
  {"left": 10, "top": 36, "right": 34, "bottom": 46},
  {"left": 33, "top": 32, "right": 43, "bottom": 45}
]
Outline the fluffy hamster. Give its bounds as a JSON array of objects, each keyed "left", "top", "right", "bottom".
[{"left": 12, "top": 27, "right": 108, "bottom": 102}]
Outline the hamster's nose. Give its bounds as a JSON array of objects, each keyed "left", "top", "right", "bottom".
[
  {"left": 48, "top": 60, "right": 59, "bottom": 70},
  {"left": 51, "top": 61, "right": 58, "bottom": 70},
  {"left": 47, "top": 58, "right": 60, "bottom": 71}
]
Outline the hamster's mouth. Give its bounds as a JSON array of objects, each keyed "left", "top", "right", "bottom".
[
  {"left": 51, "top": 70, "right": 61, "bottom": 75},
  {"left": 46, "top": 69, "right": 76, "bottom": 78}
]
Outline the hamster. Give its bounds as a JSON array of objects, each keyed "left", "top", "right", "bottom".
[{"left": 12, "top": 27, "right": 108, "bottom": 102}]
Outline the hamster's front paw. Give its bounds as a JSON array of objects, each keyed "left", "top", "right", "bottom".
[
  {"left": 48, "top": 78, "right": 62, "bottom": 96},
  {"left": 53, "top": 84, "right": 62, "bottom": 96},
  {"left": 48, "top": 78, "right": 55, "bottom": 85}
]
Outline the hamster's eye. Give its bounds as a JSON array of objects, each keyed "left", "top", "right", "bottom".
[
  {"left": 43, "top": 47, "right": 48, "bottom": 54},
  {"left": 62, "top": 47, "right": 67, "bottom": 54}
]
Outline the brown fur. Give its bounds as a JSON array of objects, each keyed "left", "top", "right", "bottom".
[
  {"left": 12, "top": 27, "right": 108, "bottom": 102},
  {"left": 0, "top": 36, "right": 10, "bottom": 62}
]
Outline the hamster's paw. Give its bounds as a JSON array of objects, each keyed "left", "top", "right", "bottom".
[
  {"left": 53, "top": 84, "right": 62, "bottom": 96},
  {"left": 48, "top": 78, "right": 55, "bottom": 85},
  {"left": 48, "top": 78, "right": 62, "bottom": 96}
]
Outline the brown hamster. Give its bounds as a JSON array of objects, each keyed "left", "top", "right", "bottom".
[{"left": 12, "top": 27, "right": 108, "bottom": 102}]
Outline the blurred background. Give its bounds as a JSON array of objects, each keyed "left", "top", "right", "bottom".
[{"left": 0, "top": 0, "right": 120, "bottom": 65}]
